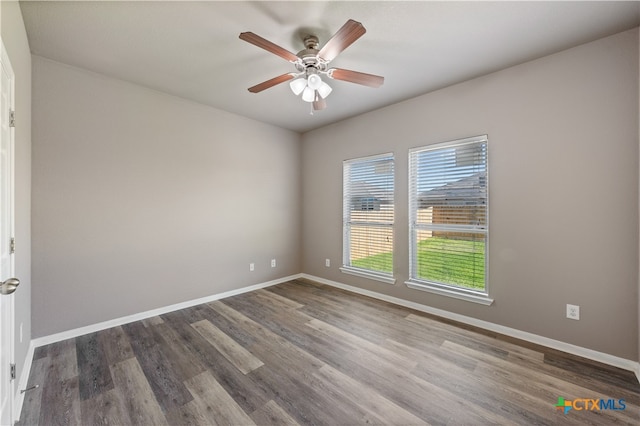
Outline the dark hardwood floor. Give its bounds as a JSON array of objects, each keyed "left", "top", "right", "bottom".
[{"left": 18, "top": 279, "right": 640, "bottom": 425}]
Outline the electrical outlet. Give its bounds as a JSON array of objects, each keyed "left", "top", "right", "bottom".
[
  {"left": 271, "top": 259, "right": 276, "bottom": 268},
  {"left": 566, "top": 304, "right": 580, "bottom": 320},
  {"left": 325, "top": 258, "right": 330, "bottom": 267},
  {"left": 249, "top": 263, "right": 254, "bottom": 272}
]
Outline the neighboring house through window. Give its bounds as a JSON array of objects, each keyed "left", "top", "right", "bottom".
[
  {"left": 407, "top": 136, "right": 492, "bottom": 305},
  {"left": 342, "top": 153, "right": 395, "bottom": 284}
]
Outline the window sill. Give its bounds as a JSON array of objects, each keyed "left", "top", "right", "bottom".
[
  {"left": 340, "top": 267, "right": 396, "bottom": 285},
  {"left": 404, "top": 280, "right": 494, "bottom": 306}
]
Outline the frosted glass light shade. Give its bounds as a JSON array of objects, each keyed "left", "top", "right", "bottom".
[
  {"left": 317, "top": 81, "right": 332, "bottom": 99},
  {"left": 307, "top": 74, "right": 322, "bottom": 90},
  {"left": 289, "top": 78, "right": 307, "bottom": 96},
  {"left": 301, "top": 87, "right": 315, "bottom": 102}
]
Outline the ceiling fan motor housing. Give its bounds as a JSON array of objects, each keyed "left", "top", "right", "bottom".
[{"left": 295, "top": 35, "right": 328, "bottom": 73}]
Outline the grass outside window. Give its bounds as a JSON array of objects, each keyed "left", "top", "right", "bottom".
[{"left": 352, "top": 237, "right": 485, "bottom": 290}]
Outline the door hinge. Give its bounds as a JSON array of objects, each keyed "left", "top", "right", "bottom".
[
  {"left": 10, "top": 363, "right": 15, "bottom": 380},
  {"left": 9, "top": 110, "right": 15, "bottom": 128},
  {"left": 10, "top": 238, "right": 15, "bottom": 254}
]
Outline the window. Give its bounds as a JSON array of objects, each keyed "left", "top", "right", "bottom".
[
  {"left": 407, "top": 136, "right": 491, "bottom": 305},
  {"left": 342, "top": 153, "right": 395, "bottom": 284}
]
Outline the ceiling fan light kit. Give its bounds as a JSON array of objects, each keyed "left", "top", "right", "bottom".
[
  {"left": 290, "top": 71, "right": 333, "bottom": 103},
  {"left": 317, "top": 80, "right": 332, "bottom": 99},
  {"left": 240, "top": 19, "right": 384, "bottom": 112},
  {"left": 302, "top": 86, "right": 316, "bottom": 103},
  {"left": 289, "top": 78, "right": 307, "bottom": 96}
]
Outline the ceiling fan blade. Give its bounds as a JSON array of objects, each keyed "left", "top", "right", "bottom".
[
  {"left": 329, "top": 68, "right": 384, "bottom": 88},
  {"left": 248, "top": 73, "right": 295, "bottom": 93},
  {"left": 313, "top": 96, "right": 327, "bottom": 111},
  {"left": 239, "top": 32, "right": 299, "bottom": 63},
  {"left": 317, "top": 19, "right": 366, "bottom": 62}
]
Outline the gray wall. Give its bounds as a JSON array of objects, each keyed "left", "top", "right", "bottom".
[
  {"left": 302, "top": 29, "right": 639, "bottom": 360},
  {"left": 24, "top": 17, "right": 640, "bottom": 364},
  {"left": 1, "top": 0, "right": 32, "bottom": 394},
  {"left": 31, "top": 56, "right": 301, "bottom": 337}
]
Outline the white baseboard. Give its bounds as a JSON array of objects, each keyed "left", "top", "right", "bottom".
[
  {"left": 31, "top": 274, "right": 302, "bottom": 349},
  {"left": 301, "top": 273, "right": 640, "bottom": 380}
]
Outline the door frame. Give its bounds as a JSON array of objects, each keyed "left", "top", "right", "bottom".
[{"left": 0, "top": 36, "right": 16, "bottom": 426}]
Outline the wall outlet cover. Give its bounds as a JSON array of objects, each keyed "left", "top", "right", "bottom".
[{"left": 566, "top": 304, "right": 580, "bottom": 320}]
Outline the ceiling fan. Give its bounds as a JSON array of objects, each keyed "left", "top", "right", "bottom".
[{"left": 239, "top": 19, "right": 384, "bottom": 112}]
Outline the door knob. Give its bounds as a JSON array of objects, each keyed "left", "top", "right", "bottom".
[{"left": 0, "top": 278, "right": 19, "bottom": 295}]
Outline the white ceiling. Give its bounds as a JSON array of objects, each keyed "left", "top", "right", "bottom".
[{"left": 20, "top": 1, "right": 640, "bottom": 133}]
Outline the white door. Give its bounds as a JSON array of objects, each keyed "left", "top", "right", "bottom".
[{"left": 0, "top": 40, "right": 17, "bottom": 426}]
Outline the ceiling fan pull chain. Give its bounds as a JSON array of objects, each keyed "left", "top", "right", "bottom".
[{"left": 309, "top": 103, "right": 314, "bottom": 115}]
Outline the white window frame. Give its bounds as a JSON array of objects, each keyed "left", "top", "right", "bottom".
[
  {"left": 406, "top": 136, "right": 492, "bottom": 305},
  {"left": 341, "top": 153, "right": 396, "bottom": 285}
]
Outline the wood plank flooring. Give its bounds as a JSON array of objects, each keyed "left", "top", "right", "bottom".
[{"left": 18, "top": 279, "right": 640, "bottom": 425}]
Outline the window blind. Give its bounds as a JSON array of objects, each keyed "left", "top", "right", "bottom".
[
  {"left": 409, "top": 136, "right": 488, "bottom": 293},
  {"left": 343, "top": 153, "right": 394, "bottom": 279}
]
